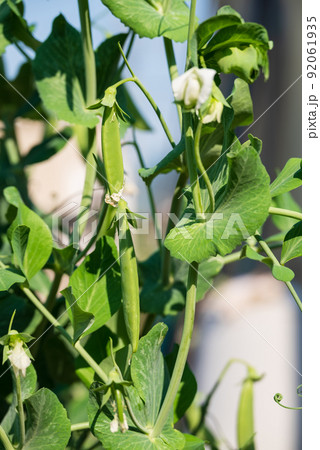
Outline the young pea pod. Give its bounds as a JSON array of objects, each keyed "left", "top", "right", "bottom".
[
  {"left": 237, "top": 367, "right": 262, "bottom": 450},
  {"left": 101, "top": 98, "right": 124, "bottom": 195},
  {"left": 118, "top": 199, "right": 140, "bottom": 353}
]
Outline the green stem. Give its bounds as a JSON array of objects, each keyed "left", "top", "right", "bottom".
[
  {"left": 123, "top": 393, "right": 149, "bottom": 434},
  {"left": 0, "top": 425, "right": 14, "bottom": 450},
  {"left": 117, "top": 44, "right": 176, "bottom": 148},
  {"left": 268, "top": 207, "right": 302, "bottom": 221},
  {"left": 185, "top": 113, "right": 204, "bottom": 217},
  {"left": 255, "top": 233, "right": 302, "bottom": 311},
  {"left": 117, "top": 31, "right": 135, "bottom": 76},
  {"left": 21, "top": 287, "right": 72, "bottom": 343},
  {"left": 70, "top": 422, "right": 90, "bottom": 432},
  {"left": 161, "top": 172, "right": 188, "bottom": 286},
  {"left": 78, "top": 0, "right": 97, "bottom": 236},
  {"left": 186, "top": 0, "right": 197, "bottom": 69},
  {"left": 151, "top": 262, "right": 198, "bottom": 438},
  {"left": 194, "top": 120, "right": 214, "bottom": 213},
  {"left": 74, "top": 341, "right": 110, "bottom": 385},
  {"left": 78, "top": 0, "right": 96, "bottom": 105},
  {"left": 15, "top": 373, "right": 25, "bottom": 448},
  {"left": 112, "top": 386, "right": 125, "bottom": 425},
  {"left": 163, "top": 37, "right": 182, "bottom": 128}
]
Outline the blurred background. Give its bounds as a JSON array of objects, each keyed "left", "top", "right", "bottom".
[{"left": 1, "top": 0, "right": 302, "bottom": 448}]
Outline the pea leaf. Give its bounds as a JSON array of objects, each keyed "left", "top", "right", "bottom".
[
  {"left": 95, "top": 33, "right": 127, "bottom": 99},
  {"left": 4, "top": 186, "right": 52, "bottom": 280},
  {"left": 166, "top": 345, "right": 197, "bottom": 423},
  {"left": 131, "top": 322, "right": 167, "bottom": 427},
  {"left": 62, "top": 287, "right": 95, "bottom": 343},
  {"left": 202, "top": 23, "right": 271, "bottom": 83},
  {"left": 197, "top": 6, "right": 243, "bottom": 49},
  {"left": 228, "top": 78, "right": 253, "bottom": 128},
  {"left": 270, "top": 158, "right": 302, "bottom": 197},
  {"left": 33, "top": 15, "right": 99, "bottom": 128},
  {"left": 165, "top": 146, "right": 270, "bottom": 263},
  {"left": 138, "top": 139, "right": 185, "bottom": 185},
  {"left": 281, "top": 221, "right": 302, "bottom": 264},
  {"left": 183, "top": 434, "right": 206, "bottom": 449},
  {"left": 11, "top": 225, "right": 29, "bottom": 270},
  {"left": 88, "top": 382, "right": 185, "bottom": 450},
  {"left": 100, "top": 0, "right": 190, "bottom": 42},
  {"left": 68, "top": 236, "right": 122, "bottom": 337},
  {"left": 0, "top": 268, "right": 25, "bottom": 291},
  {"left": 52, "top": 244, "right": 77, "bottom": 276},
  {"left": 24, "top": 388, "right": 71, "bottom": 450}
]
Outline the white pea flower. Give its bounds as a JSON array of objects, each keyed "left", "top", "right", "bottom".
[
  {"left": 8, "top": 340, "right": 31, "bottom": 377},
  {"left": 202, "top": 98, "right": 224, "bottom": 124},
  {"left": 172, "top": 67, "right": 216, "bottom": 110},
  {"left": 110, "top": 415, "right": 119, "bottom": 433},
  {"left": 105, "top": 186, "right": 124, "bottom": 207}
]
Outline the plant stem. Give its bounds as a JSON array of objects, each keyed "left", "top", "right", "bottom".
[
  {"left": 185, "top": 113, "right": 204, "bottom": 217},
  {"left": 194, "top": 120, "right": 214, "bottom": 213},
  {"left": 74, "top": 341, "right": 110, "bottom": 385},
  {"left": 117, "top": 31, "right": 135, "bottom": 76},
  {"left": 255, "top": 233, "right": 302, "bottom": 311},
  {"left": 112, "top": 386, "right": 125, "bottom": 425},
  {"left": 78, "top": 0, "right": 96, "bottom": 105},
  {"left": 186, "top": 0, "right": 197, "bottom": 69},
  {"left": 71, "top": 422, "right": 90, "bottom": 432},
  {"left": 268, "top": 207, "right": 302, "bottom": 221},
  {"left": 117, "top": 44, "right": 176, "bottom": 148},
  {"left": 15, "top": 372, "right": 25, "bottom": 448},
  {"left": 163, "top": 37, "right": 182, "bottom": 128},
  {"left": 161, "top": 172, "right": 188, "bottom": 286},
  {"left": 77, "top": 0, "right": 98, "bottom": 236},
  {"left": 151, "top": 262, "right": 198, "bottom": 437},
  {"left": 0, "top": 426, "right": 14, "bottom": 450}
]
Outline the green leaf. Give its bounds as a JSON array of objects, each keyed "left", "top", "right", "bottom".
[
  {"left": 4, "top": 186, "right": 52, "bottom": 280},
  {"left": 131, "top": 322, "right": 167, "bottom": 427},
  {"left": 88, "top": 381, "right": 185, "bottom": 449},
  {"left": 270, "top": 158, "right": 302, "bottom": 197},
  {"left": 166, "top": 345, "right": 197, "bottom": 423},
  {"left": 281, "top": 221, "right": 302, "bottom": 264},
  {"left": 68, "top": 236, "right": 122, "bottom": 337},
  {"left": 138, "top": 139, "right": 185, "bottom": 185},
  {"left": 33, "top": 15, "right": 99, "bottom": 128},
  {"left": 202, "top": 23, "right": 271, "bottom": 82},
  {"left": 165, "top": 146, "right": 270, "bottom": 263},
  {"left": 11, "top": 225, "right": 30, "bottom": 270},
  {"left": 24, "top": 388, "right": 71, "bottom": 450},
  {"left": 228, "top": 78, "right": 253, "bottom": 128},
  {"left": 62, "top": 287, "right": 95, "bottom": 343},
  {"left": 101, "top": 0, "right": 190, "bottom": 42},
  {"left": 52, "top": 244, "right": 77, "bottom": 276},
  {"left": 95, "top": 33, "right": 127, "bottom": 99},
  {"left": 183, "top": 434, "right": 206, "bottom": 449},
  {"left": 197, "top": 6, "right": 243, "bottom": 49},
  {"left": 21, "top": 129, "right": 72, "bottom": 166},
  {"left": 0, "top": 268, "right": 25, "bottom": 291},
  {"left": 271, "top": 264, "right": 294, "bottom": 282}
]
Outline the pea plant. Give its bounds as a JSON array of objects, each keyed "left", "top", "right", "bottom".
[{"left": 0, "top": 0, "right": 302, "bottom": 449}]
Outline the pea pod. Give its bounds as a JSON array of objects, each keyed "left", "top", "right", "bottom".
[
  {"left": 118, "top": 199, "right": 140, "bottom": 353},
  {"left": 101, "top": 103, "right": 124, "bottom": 195},
  {"left": 237, "top": 367, "right": 262, "bottom": 450}
]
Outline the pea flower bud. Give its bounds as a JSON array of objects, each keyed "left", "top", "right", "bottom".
[
  {"left": 172, "top": 67, "right": 216, "bottom": 110},
  {"left": 201, "top": 98, "right": 224, "bottom": 124},
  {"left": 8, "top": 339, "right": 31, "bottom": 377}
]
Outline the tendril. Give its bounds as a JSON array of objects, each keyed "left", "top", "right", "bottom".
[{"left": 273, "top": 388, "right": 302, "bottom": 410}]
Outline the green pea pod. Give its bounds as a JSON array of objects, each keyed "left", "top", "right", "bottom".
[
  {"left": 118, "top": 200, "right": 140, "bottom": 353},
  {"left": 101, "top": 104, "right": 124, "bottom": 195},
  {"left": 237, "top": 367, "right": 262, "bottom": 450}
]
